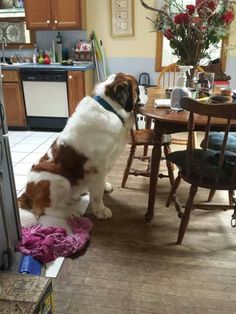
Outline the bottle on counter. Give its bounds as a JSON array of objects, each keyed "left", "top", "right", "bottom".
[
  {"left": 56, "top": 32, "right": 62, "bottom": 44},
  {"left": 62, "top": 47, "right": 69, "bottom": 61},
  {"left": 56, "top": 32, "right": 63, "bottom": 62},
  {"left": 32, "top": 44, "right": 38, "bottom": 64}
]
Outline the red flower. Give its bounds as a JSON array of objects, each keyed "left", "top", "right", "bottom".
[
  {"left": 174, "top": 13, "right": 190, "bottom": 24},
  {"left": 207, "top": 1, "right": 217, "bottom": 11},
  {"left": 200, "top": 25, "right": 207, "bottom": 32},
  {"left": 196, "top": 0, "right": 218, "bottom": 12},
  {"left": 221, "top": 11, "right": 234, "bottom": 25},
  {"left": 192, "top": 16, "right": 201, "bottom": 24},
  {"left": 186, "top": 5, "right": 195, "bottom": 16},
  {"left": 164, "top": 29, "right": 174, "bottom": 40}
]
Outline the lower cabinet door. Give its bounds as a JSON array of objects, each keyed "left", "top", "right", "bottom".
[{"left": 3, "top": 82, "right": 26, "bottom": 127}]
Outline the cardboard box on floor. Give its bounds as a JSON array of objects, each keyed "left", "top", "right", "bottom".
[{"left": 0, "top": 272, "right": 53, "bottom": 313}]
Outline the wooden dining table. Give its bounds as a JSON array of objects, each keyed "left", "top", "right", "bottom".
[{"left": 136, "top": 87, "right": 236, "bottom": 222}]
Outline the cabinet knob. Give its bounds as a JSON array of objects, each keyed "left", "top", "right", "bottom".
[
  {"left": 1, "top": 74, "right": 3, "bottom": 78},
  {"left": 69, "top": 75, "right": 72, "bottom": 80},
  {"left": 46, "top": 20, "right": 50, "bottom": 24},
  {"left": 54, "top": 20, "right": 58, "bottom": 24}
]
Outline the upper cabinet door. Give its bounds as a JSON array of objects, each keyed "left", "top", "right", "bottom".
[
  {"left": 52, "top": 0, "right": 86, "bottom": 30},
  {"left": 24, "top": 0, "right": 52, "bottom": 30},
  {"left": 24, "top": 0, "right": 87, "bottom": 30}
]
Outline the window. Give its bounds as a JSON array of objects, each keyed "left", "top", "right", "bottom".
[{"left": 0, "top": 4, "right": 35, "bottom": 49}]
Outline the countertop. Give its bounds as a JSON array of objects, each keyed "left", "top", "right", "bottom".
[{"left": 0, "top": 61, "right": 94, "bottom": 71}]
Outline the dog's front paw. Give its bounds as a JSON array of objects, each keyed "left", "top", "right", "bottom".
[
  {"left": 67, "top": 206, "right": 84, "bottom": 219},
  {"left": 93, "top": 206, "right": 112, "bottom": 219},
  {"left": 68, "top": 211, "right": 82, "bottom": 219},
  {"left": 104, "top": 182, "right": 113, "bottom": 193}
]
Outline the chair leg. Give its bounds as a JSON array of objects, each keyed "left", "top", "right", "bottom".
[
  {"left": 228, "top": 190, "right": 234, "bottom": 207},
  {"left": 208, "top": 189, "right": 234, "bottom": 206},
  {"left": 121, "top": 144, "right": 136, "bottom": 188},
  {"left": 143, "top": 116, "right": 152, "bottom": 157},
  {"left": 143, "top": 144, "right": 149, "bottom": 157},
  {"left": 193, "top": 131, "right": 197, "bottom": 148},
  {"left": 208, "top": 189, "right": 216, "bottom": 202},
  {"left": 166, "top": 173, "right": 181, "bottom": 207},
  {"left": 163, "top": 144, "right": 175, "bottom": 186},
  {"left": 177, "top": 184, "right": 198, "bottom": 244}
]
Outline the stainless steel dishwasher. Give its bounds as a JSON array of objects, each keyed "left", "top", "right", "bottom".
[{"left": 20, "top": 68, "right": 69, "bottom": 130}]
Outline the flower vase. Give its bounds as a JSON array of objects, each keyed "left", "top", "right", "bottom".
[
  {"left": 185, "top": 67, "right": 197, "bottom": 89},
  {"left": 183, "top": 66, "right": 199, "bottom": 99}
]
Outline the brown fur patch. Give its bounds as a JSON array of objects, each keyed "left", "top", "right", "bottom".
[
  {"left": 18, "top": 181, "right": 51, "bottom": 215},
  {"left": 104, "top": 73, "right": 138, "bottom": 109},
  {"left": 38, "top": 150, "right": 50, "bottom": 162},
  {"left": 32, "top": 141, "right": 89, "bottom": 185}
]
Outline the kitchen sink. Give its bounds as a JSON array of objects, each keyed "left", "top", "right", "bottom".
[
  {"left": 0, "top": 62, "right": 29, "bottom": 66},
  {"left": 12, "top": 63, "right": 30, "bottom": 66}
]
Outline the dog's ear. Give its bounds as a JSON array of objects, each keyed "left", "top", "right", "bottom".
[{"left": 115, "top": 82, "right": 134, "bottom": 112}]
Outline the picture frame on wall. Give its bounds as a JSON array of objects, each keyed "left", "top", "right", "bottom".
[{"left": 110, "top": 0, "right": 134, "bottom": 37}]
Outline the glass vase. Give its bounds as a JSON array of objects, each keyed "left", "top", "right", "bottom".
[{"left": 186, "top": 67, "right": 197, "bottom": 89}]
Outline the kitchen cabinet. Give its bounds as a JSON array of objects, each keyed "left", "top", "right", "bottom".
[
  {"left": 24, "top": 0, "right": 87, "bottom": 30},
  {"left": 67, "top": 69, "right": 94, "bottom": 115},
  {"left": 2, "top": 70, "right": 26, "bottom": 127}
]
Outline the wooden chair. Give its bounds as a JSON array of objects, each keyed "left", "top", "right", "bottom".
[
  {"left": 166, "top": 97, "right": 236, "bottom": 244},
  {"left": 121, "top": 107, "right": 174, "bottom": 188},
  {"left": 201, "top": 132, "right": 236, "bottom": 206},
  {"left": 157, "top": 63, "right": 204, "bottom": 89},
  {"left": 157, "top": 63, "right": 204, "bottom": 146}
]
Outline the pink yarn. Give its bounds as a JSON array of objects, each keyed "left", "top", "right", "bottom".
[{"left": 17, "top": 217, "right": 93, "bottom": 264}]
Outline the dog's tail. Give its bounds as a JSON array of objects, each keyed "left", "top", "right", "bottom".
[{"left": 17, "top": 192, "right": 31, "bottom": 210}]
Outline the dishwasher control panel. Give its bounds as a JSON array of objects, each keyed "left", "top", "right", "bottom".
[{"left": 20, "top": 69, "right": 67, "bottom": 82}]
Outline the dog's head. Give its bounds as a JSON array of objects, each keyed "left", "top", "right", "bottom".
[{"left": 95, "top": 73, "right": 148, "bottom": 112}]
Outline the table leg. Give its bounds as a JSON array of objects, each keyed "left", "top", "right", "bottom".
[{"left": 145, "top": 122, "right": 163, "bottom": 222}]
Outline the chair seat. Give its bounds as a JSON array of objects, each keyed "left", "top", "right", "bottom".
[
  {"left": 122, "top": 124, "right": 174, "bottom": 188},
  {"left": 166, "top": 149, "right": 236, "bottom": 189}
]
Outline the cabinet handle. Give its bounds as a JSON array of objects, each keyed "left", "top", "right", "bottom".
[
  {"left": 69, "top": 75, "right": 72, "bottom": 80},
  {"left": 54, "top": 20, "right": 58, "bottom": 24},
  {"left": 1, "top": 74, "right": 3, "bottom": 78},
  {"left": 46, "top": 20, "right": 50, "bottom": 24}
]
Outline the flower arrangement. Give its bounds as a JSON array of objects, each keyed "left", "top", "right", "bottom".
[{"left": 140, "top": 0, "right": 235, "bottom": 67}]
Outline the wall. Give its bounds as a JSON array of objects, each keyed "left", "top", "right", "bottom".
[
  {"left": 86, "top": 0, "right": 236, "bottom": 87},
  {"left": 86, "top": 0, "right": 157, "bottom": 84},
  {"left": 87, "top": 0, "right": 236, "bottom": 88},
  {"left": 3, "top": 0, "right": 236, "bottom": 88},
  {"left": 226, "top": 4, "right": 236, "bottom": 88}
]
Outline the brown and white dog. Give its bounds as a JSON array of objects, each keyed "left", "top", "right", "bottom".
[{"left": 18, "top": 72, "right": 147, "bottom": 219}]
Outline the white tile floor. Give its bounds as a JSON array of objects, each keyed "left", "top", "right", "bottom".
[{"left": 8, "top": 130, "right": 59, "bottom": 195}]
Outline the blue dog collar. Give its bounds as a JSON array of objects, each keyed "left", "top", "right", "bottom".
[{"left": 93, "top": 95, "right": 124, "bottom": 124}]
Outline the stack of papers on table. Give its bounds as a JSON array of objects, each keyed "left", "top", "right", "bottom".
[{"left": 154, "top": 99, "right": 171, "bottom": 108}]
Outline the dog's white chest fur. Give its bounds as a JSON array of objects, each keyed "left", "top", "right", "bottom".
[{"left": 60, "top": 96, "right": 131, "bottom": 167}]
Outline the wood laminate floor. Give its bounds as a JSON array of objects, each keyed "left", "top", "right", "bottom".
[{"left": 52, "top": 144, "right": 236, "bottom": 314}]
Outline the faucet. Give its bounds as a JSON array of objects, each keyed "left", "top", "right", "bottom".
[
  {"left": 17, "top": 45, "right": 24, "bottom": 63},
  {"left": 1, "top": 38, "right": 7, "bottom": 63}
]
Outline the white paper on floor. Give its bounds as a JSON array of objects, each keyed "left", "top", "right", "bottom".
[
  {"left": 19, "top": 193, "right": 90, "bottom": 277},
  {"left": 45, "top": 256, "right": 65, "bottom": 278}
]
